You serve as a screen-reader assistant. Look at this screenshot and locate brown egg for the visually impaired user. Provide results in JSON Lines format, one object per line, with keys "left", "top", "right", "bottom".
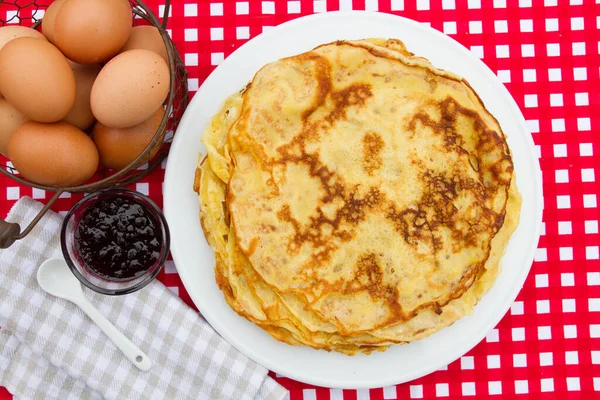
{"left": 0, "top": 37, "right": 76, "bottom": 122}
{"left": 92, "top": 107, "right": 165, "bottom": 170}
{"left": 54, "top": 0, "right": 132, "bottom": 64}
{"left": 0, "top": 99, "right": 29, "bottom": 156}
{"left": 64, "top": 62, "right": 101, "bottom": 130}
{"left": 8, "top": 121, "right": 99, "bottom": 187}
{"left": 118, "top": 26, "right": 168, "bottom": 62}
{"left": 0, "top": 26, "right": 47, "bottom": 97}
{"left": 0, "top": 26, "right": 46, "bottom": 52}
{"left": 41, "top": 0, "right": 67, "bottom": 44}
{"left": 91, "top": 49, "right": 169, "bottom": 128}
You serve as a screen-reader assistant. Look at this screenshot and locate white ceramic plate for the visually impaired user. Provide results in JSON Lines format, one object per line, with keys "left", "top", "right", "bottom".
{"left": 164, "top": 11, "right": 543, "bottom": 389}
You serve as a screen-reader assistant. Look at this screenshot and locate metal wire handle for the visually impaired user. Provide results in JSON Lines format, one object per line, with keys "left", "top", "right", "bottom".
{"left": 0, "top": 191, "right": 62, "bottom": 248}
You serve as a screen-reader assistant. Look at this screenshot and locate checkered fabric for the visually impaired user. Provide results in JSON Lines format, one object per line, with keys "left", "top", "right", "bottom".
{"left": 0, "top": 198, "right": 287, "bottom": 400}
{"left": 0, "top": 0, "right": 599, "bottom": 399}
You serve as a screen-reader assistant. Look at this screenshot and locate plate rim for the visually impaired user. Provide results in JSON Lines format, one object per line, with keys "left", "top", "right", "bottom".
{"left": 165, "top": 10, "right": 544, "bottom": 389}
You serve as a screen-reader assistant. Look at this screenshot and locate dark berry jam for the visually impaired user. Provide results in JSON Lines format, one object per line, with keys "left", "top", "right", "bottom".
{"left": 74, "top": 195, "right": 163, "bottom": 281}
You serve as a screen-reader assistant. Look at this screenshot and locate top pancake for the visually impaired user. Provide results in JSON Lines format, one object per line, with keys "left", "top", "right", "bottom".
{"left": 224, "top": 39, "right": 517, "bottom": 335}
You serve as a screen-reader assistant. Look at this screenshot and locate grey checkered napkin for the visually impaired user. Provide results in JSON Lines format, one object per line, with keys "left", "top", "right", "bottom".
{"left": 0, "top": 197, "right": 288, "bottom": 400}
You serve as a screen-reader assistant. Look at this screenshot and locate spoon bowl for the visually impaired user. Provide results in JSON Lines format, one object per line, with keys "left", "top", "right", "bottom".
{"left": 37, "top": 258, "right": 84, "bottom": 301}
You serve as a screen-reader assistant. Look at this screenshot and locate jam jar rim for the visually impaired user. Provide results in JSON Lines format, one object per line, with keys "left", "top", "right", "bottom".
{"left": 60, "top": 188, "right": 171, "bottom": 296}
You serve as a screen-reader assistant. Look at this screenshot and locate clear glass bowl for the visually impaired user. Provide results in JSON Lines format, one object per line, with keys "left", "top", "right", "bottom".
{"left": 60, "top": 188, "right": 170, "bottom": 295}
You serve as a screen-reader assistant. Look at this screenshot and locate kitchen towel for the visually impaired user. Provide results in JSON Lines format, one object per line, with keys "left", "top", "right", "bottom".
{"left": 0, "top": 197, "right": 288, "bottom": 400}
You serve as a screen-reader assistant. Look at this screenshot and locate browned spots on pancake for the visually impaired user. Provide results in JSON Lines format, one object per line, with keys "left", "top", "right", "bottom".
{"left": 277, "top": 186, "right": 383, "bottom": 261}
{"left": 386, "top": 207, "right": 431, "bottom": 245}
{"left": 493, "top": 212, "right": 506, "bottom": 233}
{"left": 407, "top": 101, "right": 464, "bottom": 150}
{"left": 320, "top": 247, "right": 485, "bottom": 330}
{"left": 339, "top": 187, "right": 383, "bottom": 224}
{"left": 386, "top": 171, "right": 460, "bottom": 234}
{"left": 361, "top": 132, "right": 384, "bottom": 175}
{"left": 277, "top": 205, "right": 299, "bottom": 231}
{"left": 382, "top": 162, "right": 503, "bottom": 306}
{"left": 320, "top": 252, "right": 402, "bottom": 321}
{"left": 334, "top": 229, "right": 353, "bottom": 241}
{"left": 326, "top": 83, "right": 373, "bottom": 124}
{"left": 275, "top": 88, "right": 385, "bottom": 257}
{"left": 404, "top": 96, "right": 513, "bottom": 243}
{"left": 338, "top": 252, "right": 404, "bottom": 326}
{"left": 421, "top": 171, "right": 459, "bottom": 226}
{"left": 354, "top": 253, "right": 383, "bottom": 290}
{"left": 407, "top": 97, "right": 513, "bottom": 187}
{"left": 276, "top": 147, "right": 344, "bottom": 203}
{"left": 419, "top": 170, "right": 486, "bottom": 249}
{"left": 476, "top": 129, "right": 512, "bottom": 185}
{"left": 277, "top": 204, "right": 332, "bottom": 260}
{"left": 293, "top": 52, "right": 333, "bottom": 121}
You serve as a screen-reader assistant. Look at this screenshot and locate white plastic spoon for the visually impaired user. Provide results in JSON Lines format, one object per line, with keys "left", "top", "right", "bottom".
{"left": 37, "top": 258, "right": 152, "bottom": 372}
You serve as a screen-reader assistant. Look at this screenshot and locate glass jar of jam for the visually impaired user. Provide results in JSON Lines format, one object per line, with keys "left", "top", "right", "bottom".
{"left": 61, "top": 188, "right": 170, "bottom": 295}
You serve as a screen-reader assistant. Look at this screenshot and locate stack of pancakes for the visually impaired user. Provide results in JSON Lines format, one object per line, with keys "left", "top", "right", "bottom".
{"left": 194, "top": 39, "right": 521, "bottom": 355}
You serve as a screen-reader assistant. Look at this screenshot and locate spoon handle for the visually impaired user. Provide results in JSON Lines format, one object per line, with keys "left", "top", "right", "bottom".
{"left": 77, "top": 296, "right": 152, "bottom": 372}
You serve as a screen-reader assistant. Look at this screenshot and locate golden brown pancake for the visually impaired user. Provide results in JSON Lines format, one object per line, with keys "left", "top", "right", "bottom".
{"left": 195, "top": 39, "right": 521, "bottom": 354}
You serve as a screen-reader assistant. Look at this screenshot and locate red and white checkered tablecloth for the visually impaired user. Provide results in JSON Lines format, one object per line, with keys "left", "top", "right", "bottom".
{"left": 1, "top": 0, "right": 599, "bottom": 399}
